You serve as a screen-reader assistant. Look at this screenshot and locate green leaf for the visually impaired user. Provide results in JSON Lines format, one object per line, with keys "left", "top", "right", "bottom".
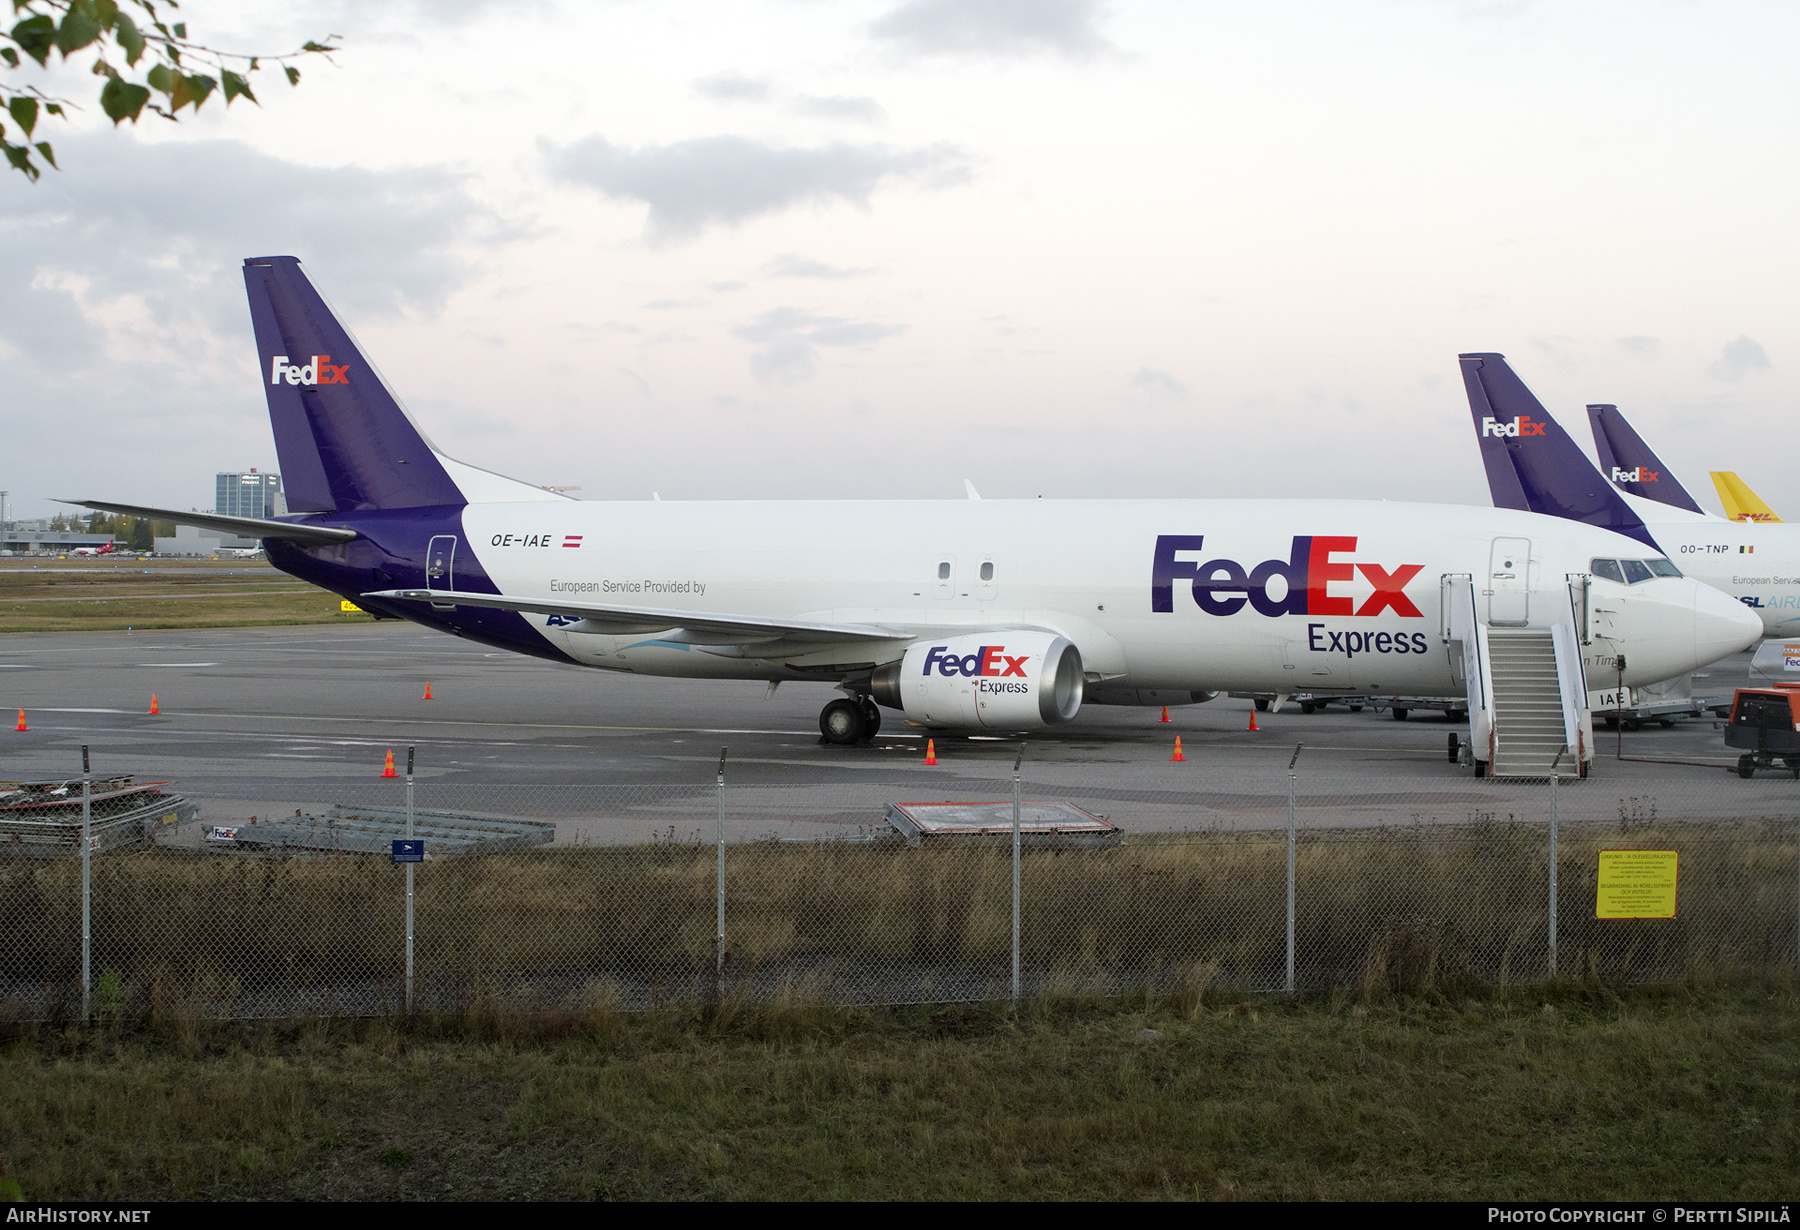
{"left": 54, "top": 8, "right": 103, "bottom": 56}
{"left": 99, "top": 76, "right": 150, "bottom": 123}
{"left": 221, "top": 70, "right": 256, "bottom": 106}
{"left": 3, "top": 138, "right": 41, "bottom": 181}
{"left": 284, "top": 65, "right": 300, "bottom": 86}
{"left": 46, "top": 103, "right": 64, "bottom": 116}
{"left": 11, "top": 14, "right": 56, "bottom": 67}
{"left": 145, "top": 62, "right": 173, "bottom": 95}
{"left": 0, "top": 48, "right": 19, "bottom": 69}
{"left": 169, "top": 71, "right": 213, "bottom": 113}
{"left": 35, "top": 140, "right": 55, "bottom": 168}
{"left": 301, "top": 41, "right": 333, "bottom": 53}
{"left": 0, "top": 1174, "right": 24, "bottom": 1200}
{"left": 95, "top": 0, "right": 121, "bottom": 26}
{"left": 114, "top": 10, "right": 145, "bottom": 64}
{"left": 8, "top": 96, "right": 37, "bottom": 136}
{"left": 171, "top": 21, "right": 185, "bottom": 39}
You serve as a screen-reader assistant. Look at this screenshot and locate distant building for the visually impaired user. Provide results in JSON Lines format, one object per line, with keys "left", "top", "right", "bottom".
{"left": 1, "top": 530, "right": 117, "bottom": 555}
{"left": 215, "top": 469, "right": 285, "bottom": 519}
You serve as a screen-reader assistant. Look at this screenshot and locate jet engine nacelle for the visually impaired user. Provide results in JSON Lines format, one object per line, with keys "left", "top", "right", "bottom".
{"left": 871, "top": 631, "right": 1084, "bottom": 729}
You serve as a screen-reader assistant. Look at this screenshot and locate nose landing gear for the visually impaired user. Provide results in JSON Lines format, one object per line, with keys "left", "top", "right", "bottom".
{"left": 819, "top": 695, "right": 883, "bottom": 745}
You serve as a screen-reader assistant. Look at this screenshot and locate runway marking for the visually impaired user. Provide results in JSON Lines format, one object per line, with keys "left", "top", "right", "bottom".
{"left": 139, "top": 662, "right": 219, "bottom": 667}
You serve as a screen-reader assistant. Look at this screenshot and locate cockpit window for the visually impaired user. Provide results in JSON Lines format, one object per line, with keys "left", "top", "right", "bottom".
{"left": 1591, "top": 558, "right": 1625, "bottom": 584}
{"left": 1621, "top": 559, "right": 1655, "bottom": 584}
{"left": 1646, "top": 558, "right": 1682, "bottom": 578}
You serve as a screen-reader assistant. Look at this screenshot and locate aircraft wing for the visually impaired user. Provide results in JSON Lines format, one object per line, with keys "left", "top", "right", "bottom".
{"left": 58, "top": 499, "right": 357, "bottom": 546}
{"left": 364, "top": 588, "right": 912, "bottom": 645}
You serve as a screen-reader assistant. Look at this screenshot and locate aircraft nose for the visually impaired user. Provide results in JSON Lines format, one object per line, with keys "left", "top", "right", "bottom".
{"left": 1694, "top": 581, "right": 1764, "bottom": 664}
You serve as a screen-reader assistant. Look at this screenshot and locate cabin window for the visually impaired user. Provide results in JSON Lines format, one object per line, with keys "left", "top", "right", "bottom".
{"left": 979, "top": 562, "right": 994, "bottom": 581}
{"left": 1646, "top": 558, "right": 1682, "bottom": 578}
{"left": 1590, "top": 558, "right": 1625, "bottom": 584}
{"left": 1621, "top": 559, "right": 1655, "bottom": 585}
{"left": 938, "top": 562, "right": 951, "bottom": 580}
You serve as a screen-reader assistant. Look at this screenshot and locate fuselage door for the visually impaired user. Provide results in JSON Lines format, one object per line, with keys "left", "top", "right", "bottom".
{"left": 427, "top": 535, "right": 457, "bottom": 610}
{"left": 1487, "top": 537, "right": 1530, "bottom": 626}
{"left": 934, "top": 554, "right": 956, "bottom": 600}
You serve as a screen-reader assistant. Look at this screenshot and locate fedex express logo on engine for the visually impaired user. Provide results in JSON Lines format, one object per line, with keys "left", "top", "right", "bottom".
{"left": 922, "top": 645, "right": 1030, "bottom": 678}
{"left": 1481, "top": 415, "right": 1546, "bottom": 438}
{"left": 1152, "top": 536, "right": 1424, "bottom": 618}
{"left": 1611, "top": 466, "right": 1659, "bottom": 483}
{"left": 269, "top": 355, "right": 350, "bottom": 386}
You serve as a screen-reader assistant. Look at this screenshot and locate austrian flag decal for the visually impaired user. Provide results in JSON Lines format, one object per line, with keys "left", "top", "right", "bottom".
{"left": 562, "top": 535, "right": 583, "bottom": 548}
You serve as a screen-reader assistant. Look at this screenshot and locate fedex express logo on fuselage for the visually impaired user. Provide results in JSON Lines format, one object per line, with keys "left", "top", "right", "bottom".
{"left": 269, "top": 354, "right": 350, "bottom": 386}
{"left": 1611, "top": 466, "right": 1659, "bottom": 483}
{"left": 1481, "top": 415, "right": 1546, "bottom": 438}
{"left": 1152, "top": 535, "right": 1424, "bottom": 618}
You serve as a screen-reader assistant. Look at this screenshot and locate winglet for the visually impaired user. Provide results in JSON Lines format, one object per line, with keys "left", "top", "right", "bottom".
{"left": 1585, "top": 404, "right": 1705, "bottom": 514}
{"left": 1711, "top": 472, "right": 1783, "bottom": 523}
{"left": 1458, "top": 353, "right": 1659, "bottom": 549}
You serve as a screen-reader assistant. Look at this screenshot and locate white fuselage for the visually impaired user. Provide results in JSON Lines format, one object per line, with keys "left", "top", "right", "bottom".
{"left": 1642, "top": 520, "right": 1800, "bottom": 637}
{"left": 453, "top": 498, "right": 1759, "bottom": 696}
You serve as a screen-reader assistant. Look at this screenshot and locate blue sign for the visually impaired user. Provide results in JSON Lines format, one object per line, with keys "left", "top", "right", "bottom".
{"left": 391, "top": 839, "right": 423, "bottom": 863}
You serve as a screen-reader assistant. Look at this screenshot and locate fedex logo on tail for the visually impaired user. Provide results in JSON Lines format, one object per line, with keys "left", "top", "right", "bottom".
{"left": 269, "top": 355, "right": 350, "bottom": 386}
{"left": 1481, "top": 415, "right": 1547, "bottom": 438}
{"left": 1152, "top": 536, "right": 1424, "bottom": 618}
{"left": 1611, "top": 466, "right": 1659, "bottom": 483}
{"left": 922, "top": 645, "right": 1030, "bottom": 678}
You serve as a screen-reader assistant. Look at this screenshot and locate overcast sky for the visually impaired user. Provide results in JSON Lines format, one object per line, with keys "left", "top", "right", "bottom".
{"left": 3, "top": 0, "right": 1796, "bottom": 520}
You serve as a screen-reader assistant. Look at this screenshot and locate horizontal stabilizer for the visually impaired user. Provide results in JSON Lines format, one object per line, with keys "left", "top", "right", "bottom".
{"left": 57, "top": 500, "right": 357, "bottom": 545}
{"left": 364, "top": 588, "right": 911, "bottom": 645}
{"left": 1711, "top": 472, "right": 1783, "bottom": 523}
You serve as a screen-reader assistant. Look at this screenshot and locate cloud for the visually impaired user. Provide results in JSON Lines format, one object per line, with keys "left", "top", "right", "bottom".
{"left": 545, "top": 134, "right": 968, "bottom": 242}
{"left": 732, "top": 307, "right": 905, "bottom": 383}
{"left": 791, "top": 95, "right": 886, "bottom": 124}
{"left": 1706, "top": 335, "right": 1771, "bottom": 382}
{"left": 870, "top": 0, "right": 1114, "bottom": 59}
{"left": 762, "top": 254, "right": 878, "bottom": 279}
{"left": 1616, "top": 335, "right": 1660, "bottom": 356}
{"left": 1129, "top": 367, "right": 1187, "bottom": 399}
{"left": 693, "top": 72, "right": 772, "bottom": 102}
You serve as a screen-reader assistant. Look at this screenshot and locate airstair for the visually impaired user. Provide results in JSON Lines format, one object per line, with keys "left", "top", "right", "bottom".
{"left": 1443, "top": 572, "right": 1592, "bottom": 779}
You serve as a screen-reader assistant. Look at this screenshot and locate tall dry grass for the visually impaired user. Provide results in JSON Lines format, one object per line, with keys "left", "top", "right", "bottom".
{"left": 0, "top": 817, "right": 1793, "bottom": 1020}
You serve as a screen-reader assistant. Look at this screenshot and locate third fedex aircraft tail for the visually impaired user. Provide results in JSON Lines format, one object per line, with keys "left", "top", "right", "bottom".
{"left": 1585, "top": 404, "right": 1710, "bottom": 515}
{"left": 1457, "top": 353, "right": 1659, "bottom": 548}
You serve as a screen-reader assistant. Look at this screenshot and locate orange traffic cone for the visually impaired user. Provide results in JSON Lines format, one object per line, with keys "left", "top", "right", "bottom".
{"left": 1159, "top": 705, "right": 1171, "bottom": 723}
{"left": 423, "top": 682, "right": 434, "bottom": 700}
{"left": 14, "top": 709, "right": 25, "bottom": 732}
{"left": 923, "top": 739, "right": 939, "bottom": 766}
{"left": 1170, "top": 736, "right": 1186, "bottom": 762}
{"left": 382, "top": 749, "right": 397, "bottom": 778}
{"left": 149, "top": 693, "right": 160, "bottom": 715}
{"left": 1247, "top": 707, "right": 1259, "bottom": 732}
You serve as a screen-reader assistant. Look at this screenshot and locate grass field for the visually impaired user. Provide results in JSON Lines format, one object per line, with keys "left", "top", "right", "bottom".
{"left": 1, "top": 984, "right": 1795, "bottom": 1200}
{"left": 0, "top": 560, "right": 367, "bottom": 633}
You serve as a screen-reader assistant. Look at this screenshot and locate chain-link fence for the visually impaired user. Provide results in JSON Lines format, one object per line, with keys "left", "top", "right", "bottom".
{"left": 3, "top": 748, "right": 1797, "bottom": 1020}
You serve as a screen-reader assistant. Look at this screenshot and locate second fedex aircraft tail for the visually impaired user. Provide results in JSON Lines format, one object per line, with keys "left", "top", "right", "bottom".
{"left": 1585, "top": 404, "right": 1708, "bottom": 515}
{"left": 1457, "top": 353, "right": 1659, "bottom": 549}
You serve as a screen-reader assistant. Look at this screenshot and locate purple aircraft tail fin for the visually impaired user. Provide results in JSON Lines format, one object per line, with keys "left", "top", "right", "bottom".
{"left": 1585, "top": 403, "right": 1705, "bottom": 514}
{"left": 243, "top": 256, "right": 464, "bottom": 514}
{"left": 1458, "top": 353, "right": 1658, "bottom": 549}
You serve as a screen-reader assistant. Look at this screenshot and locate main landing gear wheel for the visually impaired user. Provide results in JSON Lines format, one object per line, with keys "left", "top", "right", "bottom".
{"left": 859, "top": 697, "right": 882, "bottom": 740}
{"left": 1392, "top": 707, "right": 1409, "bottom": 721}
{"left": 819, "top": 698, "right": 869, "bottom": 746}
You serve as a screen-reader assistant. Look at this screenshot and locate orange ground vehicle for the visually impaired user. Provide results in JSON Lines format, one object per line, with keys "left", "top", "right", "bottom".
{"left": 1724, "top": 684, "right": 1800, "bottom": 778}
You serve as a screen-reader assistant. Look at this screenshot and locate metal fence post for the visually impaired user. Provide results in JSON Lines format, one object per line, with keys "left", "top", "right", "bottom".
{"left": 1286, "top": 743, "right": 1302, "bottom": 996}
{"left": 716, "top": 747, "right": 728, "bottom": 980}
{"left": 1549, "top": 745, "right": 1565, "bottom": 981}
{"left": 405, "top": 746, "right": 415, "bottom": 1014}
{"left": 1012, "top": 743, "right": 1023, "bottom": 1002}
{"left": 80, "top": 744, "right": 91, "bottom": 1022}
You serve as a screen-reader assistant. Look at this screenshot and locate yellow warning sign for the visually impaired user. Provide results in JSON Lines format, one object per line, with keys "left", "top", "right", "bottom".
{"left": 1596, "top": 850, "right": 1678, "bottom": 919}
{"left": 339, "top": 599, "right": 363, "bottom": 613}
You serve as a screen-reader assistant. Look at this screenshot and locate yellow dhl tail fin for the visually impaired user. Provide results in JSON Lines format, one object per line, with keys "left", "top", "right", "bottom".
{"left": 1711, "top": 472, "right": 1783, "bottom": 523}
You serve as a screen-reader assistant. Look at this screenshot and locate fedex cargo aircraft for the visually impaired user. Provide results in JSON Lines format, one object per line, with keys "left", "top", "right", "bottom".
{"left": 64, "top": 259, "right": 1761, "bottom": 745}
{"left": 1461, "top": 353, "right": 1800, "bottom": 638}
